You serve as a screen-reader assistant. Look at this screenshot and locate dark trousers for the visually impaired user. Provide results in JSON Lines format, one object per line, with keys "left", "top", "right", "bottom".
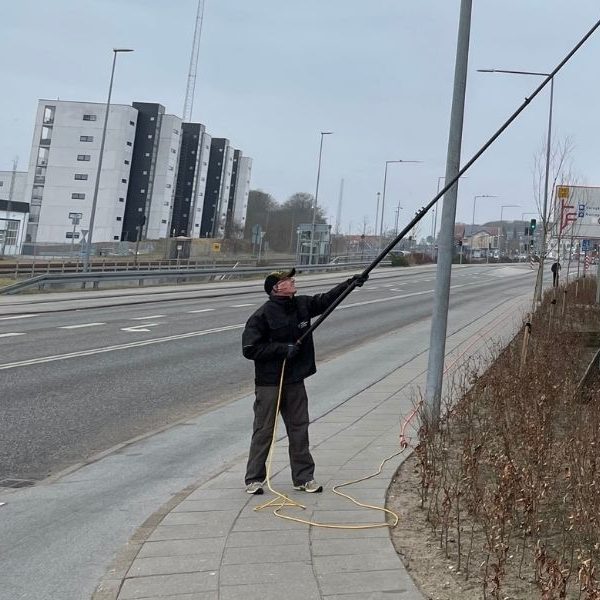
{"left": 245, "top": 381, "right": 315, "bottom": 486}
{"left": 553, "top": 271, "right": 559, "bottom": 287}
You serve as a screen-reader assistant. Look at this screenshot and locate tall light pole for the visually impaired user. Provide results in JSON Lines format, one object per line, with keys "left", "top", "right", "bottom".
{"left": 379, "top": 159, "right": 421, "bottom": 251}
{"left": 499, "top": 203, "right": 520, "bottom": 257}
{"left": 478, "top": 69, "right": 553, "bottom": 299}
{"left": 308, "top": 131, "right": 333, "bottom": 266}
{"left": 374, "top": 191, "right": 381, "bottom": 245}
{"left": 424, "top": 0, "right": 472, "bottom": 428}
{"left": 470, "top": 194, "right": 497, "bottom": 260}
{"left": 83, "top": 48, "right": 134, "bottom": 272}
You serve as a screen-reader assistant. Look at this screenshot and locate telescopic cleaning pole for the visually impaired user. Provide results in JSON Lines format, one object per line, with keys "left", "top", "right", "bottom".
{"left": 296, "top": 16, "right": 600, "bottom": 346}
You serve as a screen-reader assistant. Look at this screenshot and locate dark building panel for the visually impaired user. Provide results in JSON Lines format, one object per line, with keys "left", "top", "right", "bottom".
{"left": 122, "top": 102, "right": 164, "bottom": 242}
{"left": 224, "top": 149, "right": 241, "bottom": 239}
{"left": 172, "top": 123, "right": 203, "bottom": 237}
{"left": 200, "top": 138, "right": 227, "bottom": 237}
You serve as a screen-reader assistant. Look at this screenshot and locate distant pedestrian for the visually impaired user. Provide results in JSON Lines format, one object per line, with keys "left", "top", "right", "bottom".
{"left": 241, "top": 268, "right": 367, "bottom": 495}
{"left": 551, "top": 261, "right": 561, "bottom": 287}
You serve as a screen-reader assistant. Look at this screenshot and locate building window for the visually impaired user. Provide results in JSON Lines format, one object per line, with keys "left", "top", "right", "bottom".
{"left": 119, "top": 197, "right": 124, "bottom": 202}
{"left": 170, "top": 148, "right": 176, "bottom": 154}
{"left": 166, "top": 183, "right": 172, "bottom": 189}
{"left": 0, "top": 181, "right": 3, "bottom": 187}
{"left": 121, "top": 178, "right": 127, "bottom": 184}
{"left": 80, "top": 135, "right": 94, "bottom": 142}
{"left": 71, "top": 193, "right": 85, "bottom": 199}
{"left": 168, "top": 165, "right": 174, "bottom": 171}
{"left": 116, "top": 216, "right": 122, "bottom": 221}
{"left": 142, "top": 170, "right": 148, "bottom": 175}
{"left": 114, "top": 236, "right": 120, "bottom": 240}
{"left": 161, "top": 219, "right": 167, "bottom": 224}
{"left": 34, "top": 176, "right": 46, "bottom": 184}
{"left": 124, "top": 159, "right": 130, "bottom": 165}
{"left": 173, "top": 128, "right": 179, "bottom": 134}
{"left": 129, "top": 120, "right": 135, "bottom": 126}
{"left": 164, "top": 202, "right": 169, "bottom": 206}
{"left": 195, "top": 224, "right": 199, "bottom": 227}
{"left": 74, "top": 174, "right": 88, "bottom": 180}
{"left": 147, "top": 134, "right": 153, "bottom": 139}
{"left": 138, "top": 207, "right": 143, "bottom": 212}
{"left": 77, "top": 154, "right": 91, "bottom": 161}
{"left": 43, "top": 105, "right": 56, "bottom": 124}
{"left": 150, "top": 116, "right": 155, "bottom": 121}
{"left": 126, "top": 141, "right": 132, "bottom": 147}
{"left": 83, "top": 114, "right": 97, "bottom": 121}
{"left": 140, "top": 189, "right": 145, "bottom": 193}
{"left": 145, "top": 152, "right": 150, "bottom": 157}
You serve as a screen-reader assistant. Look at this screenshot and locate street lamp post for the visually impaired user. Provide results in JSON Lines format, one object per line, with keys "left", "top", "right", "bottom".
{"left": 478, "top": 68, "right": 554, "bottom": 298}
{"left": 83, "top": 48, "right": 134, "bottom": 272}
{"left": 374, "top": 191, "right": 381, "bottom": 247}
{"left": 379, "top": 159, "right": 421, "bottom": 252}
{"left": 470, "top": 194, "right": 497, "bottom": 261}
{"left": 499, "top": 204, "right": 520, "bottom": 258}
{"left": 308, "top": 131, "right": 333, "bottom": 266}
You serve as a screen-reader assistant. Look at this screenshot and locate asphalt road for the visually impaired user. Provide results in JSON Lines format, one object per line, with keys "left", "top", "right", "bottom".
{"left": 1, "top": 265, "right": 534, "bottom": 484}
{"left": 0, "top": 264, "right": 536, "bottom": 600}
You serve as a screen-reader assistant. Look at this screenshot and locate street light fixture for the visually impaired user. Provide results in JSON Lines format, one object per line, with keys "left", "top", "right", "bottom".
{"left": 499, "top": 203, "right": 520, "bottom": 258}
{"left": 83, "top": 48, "right": 134, "bottom": 272}
{"left": 379, "top": 159, "right": 421, "bottom": 251}
{"left": 308, "top": 131, "right": 333, "bottom": 266}
{"left": 470, "top": 194, "right": 497, "bottom": 261}
{"left": 478, "top": 68, "right": 553, "bottom": 297}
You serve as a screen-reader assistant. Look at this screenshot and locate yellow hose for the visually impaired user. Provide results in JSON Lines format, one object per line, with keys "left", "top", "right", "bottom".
{"left": 254, "top": 359, "right": 403, "bottom": 529}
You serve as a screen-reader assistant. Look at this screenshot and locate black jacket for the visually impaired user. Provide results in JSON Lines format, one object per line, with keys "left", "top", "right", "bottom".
{"left": 242, "top": 280, "right": 352, "bottom": 386}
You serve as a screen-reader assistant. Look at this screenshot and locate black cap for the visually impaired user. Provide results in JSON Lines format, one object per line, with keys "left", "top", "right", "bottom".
{"left": 264, "top": 268, "right": 296, "bottom": 295}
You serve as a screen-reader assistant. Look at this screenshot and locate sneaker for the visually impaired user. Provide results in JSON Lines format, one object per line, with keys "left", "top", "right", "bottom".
{"left": 245, "top": 481, "right": 264, "bottom": 495}
{"left": 293, "top": 480, "right": 323, "bottom": 493}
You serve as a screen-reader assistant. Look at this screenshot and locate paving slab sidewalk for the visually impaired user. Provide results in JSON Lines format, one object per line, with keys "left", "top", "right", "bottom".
{"left": 93, "top": 293, "right": 528, "bottom": 600}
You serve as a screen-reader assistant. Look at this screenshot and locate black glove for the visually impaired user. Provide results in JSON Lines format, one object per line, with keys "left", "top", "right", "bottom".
{"left": 349, "top": 273, "right": 369, "bottom": 287}
{"left": 286, "top": 344, "right": 300, "bottom": 359}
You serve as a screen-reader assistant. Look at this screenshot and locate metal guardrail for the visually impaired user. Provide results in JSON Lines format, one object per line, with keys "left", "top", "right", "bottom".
{"left": 0, "top": 261, "right": 379, "bottom": 295}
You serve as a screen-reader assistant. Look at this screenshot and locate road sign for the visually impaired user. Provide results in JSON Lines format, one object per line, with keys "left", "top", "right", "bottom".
{"left": 554, "top": 185, "right": 600, "bottom": 239}
{"left": 582, "top": 239, "right": 591, "bottom": 251}
{"left": 212, "top": 242, "right": 221, "bottom": 252}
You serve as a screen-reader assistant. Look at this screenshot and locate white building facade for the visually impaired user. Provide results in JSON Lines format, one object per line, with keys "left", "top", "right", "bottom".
{"left": 231, "top": 156, "right": 252, "bottom": 236}
{"left": 23, "top": 100, "right": 138, "bottom": 245}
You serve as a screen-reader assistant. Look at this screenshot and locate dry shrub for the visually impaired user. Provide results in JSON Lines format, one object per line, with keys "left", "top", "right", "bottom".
{"left": 417, "top": 278, "right": 600, "bottom": 599}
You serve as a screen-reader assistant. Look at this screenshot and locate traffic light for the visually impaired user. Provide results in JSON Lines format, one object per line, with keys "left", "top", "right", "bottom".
{"left": 530, "top": 218, "right": 537, "bottom": 233}
{"left": 458, "top": 240, "right": 463, "bottom": 247}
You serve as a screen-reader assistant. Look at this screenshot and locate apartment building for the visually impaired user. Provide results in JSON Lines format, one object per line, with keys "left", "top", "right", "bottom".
{"left": 200, "top": 138, "right": 234, "bottom": 237}
{"left": 0, "top": 170, "right": 28, "bottom": 255}
{"left": 121, "top": 102, "right": 181, "bottom": 241}
{"left": 23, "top": 100, "right": 137, "bottom": 245}
{"left": 171, "top": 122, "right": 211, "bottom": 238}
{"left": 227, "top": 152, "right": 252, "bottom": 238}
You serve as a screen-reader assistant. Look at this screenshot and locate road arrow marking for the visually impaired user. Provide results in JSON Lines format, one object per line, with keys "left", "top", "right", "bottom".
{"left": 121, "top": 322, "right": 160, "bottom": 333}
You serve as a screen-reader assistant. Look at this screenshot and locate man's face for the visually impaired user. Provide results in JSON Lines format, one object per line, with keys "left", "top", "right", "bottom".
{"left": 273, "top": 277, "right": 296, "bottom": 296}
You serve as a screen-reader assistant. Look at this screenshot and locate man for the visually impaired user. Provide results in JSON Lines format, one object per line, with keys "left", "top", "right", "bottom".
{"left": 242, "top": 268, "right": 367, "bottom": 495}
{"left": 551, "top": 261, "right": 561, "bottom": 287}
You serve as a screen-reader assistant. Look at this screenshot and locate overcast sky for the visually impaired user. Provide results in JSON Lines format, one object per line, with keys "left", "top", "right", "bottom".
{"left": 2, "top": 1, "right": 599, "bottom": 236}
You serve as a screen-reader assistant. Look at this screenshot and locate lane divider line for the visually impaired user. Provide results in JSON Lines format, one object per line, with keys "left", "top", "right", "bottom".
{"left": 0, "top": 324, "right": 245, "bottom": 371}
{"left": 130, "top": 315, "right": 166, "bottom": 320}
{"left": 187, "top": 308, "right": 215, "bottom": 313}
{"left": 58, "top": 322, "right": 106, "bottom": 330}
{"left": 0, "top": 314, "right": 39, "bottom": 321}
{"left": 0, "top": 332, "right": 26, "bottom": 338}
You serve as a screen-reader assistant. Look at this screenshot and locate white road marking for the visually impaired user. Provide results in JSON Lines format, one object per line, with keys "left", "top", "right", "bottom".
{"left": 58, "top": 322, "right": 106, "bottom": 330}
{"left": 187, "top": 308, "right": 216, "bottom": 313}
{"left": 130, "top": 315, "right": 166, "bottom": 320}
{"left": 364, "top": 286, "right": 378, "bottom": 290}
{"left": 0, "top": 332, "right": 25, "bottom": 338}
{"left": 121, "top": 322, "right": 160, "bottom": 333}
{"left": 230, "top": 303, "right": 256, "bottom": 308}
{"left": 0, "top": 314, "right": 39, "bottom": 321}
{"left": 0, "top": 324, "right": 245, "bottom": 371}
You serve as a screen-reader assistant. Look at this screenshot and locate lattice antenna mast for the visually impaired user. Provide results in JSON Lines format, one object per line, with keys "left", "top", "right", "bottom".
{"left": 183, "top": 0, "right": 206, "bottom": 122}
{"left": 335, "top": 178, "right": 344, "bottom": 235}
